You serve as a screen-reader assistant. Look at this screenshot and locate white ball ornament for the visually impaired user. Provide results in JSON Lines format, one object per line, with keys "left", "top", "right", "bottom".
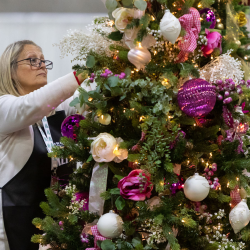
{"left": 160, "top": 9, "right": 181, "bottom": 44}
{"left": 128, "top": 44, "right": 151, "bottom": 70}
{"left": 184, "top": 173, "right": 210, "bottom": 202}
{"left": 229, "top": 199, "right": 250, "bottom": 234}
{"left": 97, "top": 210, "right": 123, "bottom": 238}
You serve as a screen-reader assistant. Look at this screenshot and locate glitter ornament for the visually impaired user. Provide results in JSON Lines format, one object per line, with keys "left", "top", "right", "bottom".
{"left": 229, "top": 199, "right": 250, "bottom": 233}
{"left": 159, "top": 9, "right": 181, "bottom": 44}
{"left": 61, "top": 114, "right": 85, "bottom": 140}
{"left": 97, "top": 210, "right": 123, "bottom": 238}
{"left": 177, "top": 79, "right": 216, "bottom": 117}
{"left": 184, "top": 173, "right": 210, "bottom": 202}
{"left": 217, "top": 23, "right": 224, "bottom": 29}
{"left": 128, "top": 44, "right": 151, "bottom": 70}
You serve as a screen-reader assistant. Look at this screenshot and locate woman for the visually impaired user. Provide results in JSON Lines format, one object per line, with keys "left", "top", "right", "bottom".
{"left": 0, "top": 40, "right": 91, "bottom": 250}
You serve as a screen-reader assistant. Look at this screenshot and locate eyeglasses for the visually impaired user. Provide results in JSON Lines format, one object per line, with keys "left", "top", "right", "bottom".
{"left": 15, "top": 58, "right": 53, "bottom": 70}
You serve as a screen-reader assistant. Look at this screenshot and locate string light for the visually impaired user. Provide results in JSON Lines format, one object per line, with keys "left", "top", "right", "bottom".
{"left": 154, "top": 50, "right": 157, "bottom": 55}
{"left": 131, "top": 70, "right": 134, "bottom": 74}
{"left": 197, "top": 2, "right": 202, "bottom": 8}
{"left": 210, "top": 152, "right": 212, "bottom": 157}
{"left": 244, "top": 55, "right": 248, "bottom": 60}
{"left": 236, "top": 177, "right": 239, "bottom": 181}
{"left": 135, "top": 68, "right": 139, "bottom": 72}
{"left": 182, "top": 219, "right": 185, "bottom": 223}
{"left": 138, "top": 42, "right": 142, "bottom": 48}
{"left": 193, "top": 123, "right": 196, "bottom": 126}
{"left": 113, "top": 145, "right": 119, "bottom": 156}
{"left": 88, "top": 97, "right": 93, "bottom": 102}
{"left": 217, "top": 18, "right": 221, "bottom": 23}
{"left": 227, "top": 182, "right": 229, "bottom": 187}
{"left": 107, "top": 20, "right": 114, "bottom": 27}
{"left": 139, "top": 116, "right": 145, "bottom": 122}
{"left": 172, "top": 2, "right": 177, "bottom": 7}
{"left": 151, "top": 15, "right": 155, "bottom": 21}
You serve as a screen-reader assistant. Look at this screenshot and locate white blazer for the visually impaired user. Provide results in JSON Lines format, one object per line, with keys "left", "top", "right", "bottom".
{"left": 0, "top": 72, "right": 89, "bottom": 249}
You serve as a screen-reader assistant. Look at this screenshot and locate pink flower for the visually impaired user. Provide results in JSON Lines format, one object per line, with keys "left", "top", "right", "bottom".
{"left": 118, "top": 169, "right": 153, "bottom": 201}
{"left": 201, "top": 29, "right": 222, "bottom": 57}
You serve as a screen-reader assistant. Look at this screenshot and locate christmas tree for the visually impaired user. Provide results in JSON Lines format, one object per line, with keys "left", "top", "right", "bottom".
{"left": 32, "top": 0, "right": 250, "bottom": 249}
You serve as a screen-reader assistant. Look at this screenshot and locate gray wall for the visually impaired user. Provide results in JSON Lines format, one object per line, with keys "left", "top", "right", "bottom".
{"left": 0, "top": 0, "right": 106, "bottom": 13}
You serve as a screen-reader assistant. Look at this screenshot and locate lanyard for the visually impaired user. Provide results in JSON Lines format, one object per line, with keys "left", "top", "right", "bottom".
{"left": 37, "top": 116, "right": 58, "bottom": 173}
{"left": 37, "top": 116, "right": 54, "bottom": 153}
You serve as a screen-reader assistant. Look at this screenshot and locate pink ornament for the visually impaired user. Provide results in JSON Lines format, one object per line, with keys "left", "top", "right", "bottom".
{"left": 208, "top": 171, "right": 214, "bottom": 176}
{"left": 204, "top": 167, "right": 209, "bottom": 172}
{"left": 177, "top": 79, "right": 216, "bottom": 117}
{"left": 118, "top": 169, "right": 153, "bottom": 201}
{"left": 217, "top": 94, "right": 223, "bottom": 100}
{"left": 201, "top": 29, "right": 222, "bottom": 57}
{"left": 211, "top": 163, "right": 217, "bottom": 171}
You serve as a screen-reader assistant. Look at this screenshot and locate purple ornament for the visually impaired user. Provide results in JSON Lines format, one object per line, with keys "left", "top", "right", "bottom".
{"left": 61, "top": 114, "right": 85, "bottom": 139}
{"left": 177, "top": 79, "right": 216, "bottom": 117}
{"left": 170, "top": 175, "right": 184, "bottom": 195}
{"left": 75, "top": 192, "right": 89, "bottom": 211}
{"left": 199, "top": 8, "right": 216, "bottom": 29}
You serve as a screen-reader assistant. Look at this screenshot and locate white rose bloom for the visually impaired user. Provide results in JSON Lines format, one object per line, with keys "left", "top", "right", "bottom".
{"left": 90, "top": 133, "right": 117, "bottom": 162}
{"left": 112, "top": 7, "right": 144, "bottom": 32}
{"left": 113, "top": 137, "right": 128, "bottom": 163}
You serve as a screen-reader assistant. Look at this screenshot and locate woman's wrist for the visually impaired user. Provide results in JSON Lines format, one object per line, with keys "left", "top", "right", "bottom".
{"left": 73, "top": 71, "right": 88, "bottom": 85}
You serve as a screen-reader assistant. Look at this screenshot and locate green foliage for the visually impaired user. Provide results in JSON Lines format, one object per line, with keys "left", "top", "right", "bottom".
{"left": 108, "top": 31, "right": 124, "bottom": 41}
{"left": 86, "top": 55, "right": 96, "bottom": 68}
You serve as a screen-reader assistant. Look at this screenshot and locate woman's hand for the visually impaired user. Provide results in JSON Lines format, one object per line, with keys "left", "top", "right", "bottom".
{"left": 76, "top": 70, "right": 88, "bottom": 84}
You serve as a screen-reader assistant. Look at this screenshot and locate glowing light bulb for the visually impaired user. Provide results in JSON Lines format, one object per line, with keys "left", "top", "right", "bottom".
{"left": 113, "top": 145, "right": 120, "bottom": 156}
{"left": 88, "top": 97, "right": 93, "bottom": 102}
{"left": 138, "top": 42, "right": 142, "bottom": 48}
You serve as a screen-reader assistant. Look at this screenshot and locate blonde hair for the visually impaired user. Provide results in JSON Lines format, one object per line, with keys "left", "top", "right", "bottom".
{"left": 0, "top": 40, "right": 41, "bottom": 97}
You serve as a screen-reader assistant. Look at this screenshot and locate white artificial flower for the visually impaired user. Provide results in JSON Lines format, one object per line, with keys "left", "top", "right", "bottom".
{"left": 112, "top": 7, "right": 144, "bottom": 32}
{"left": 90, "top": 133, "right": 117, "bottom": 162}
{"left": 113, "top": 137, "right": 128, "bottom": 163}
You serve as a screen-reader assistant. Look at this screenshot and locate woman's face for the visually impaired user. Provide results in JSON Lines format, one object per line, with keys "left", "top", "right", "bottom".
{"left": 15, "top": 44, "right": 48, "bottom": 95}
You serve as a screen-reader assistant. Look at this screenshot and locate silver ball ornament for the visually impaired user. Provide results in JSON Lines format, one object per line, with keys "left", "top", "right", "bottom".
{"left": 184, "top": 173, "right": 210, "bottom": 202}
{"left": 97, "top": 210, "right": 123, "bottom": 238}
{"left": 229, "top": 199, "right": 250, "bottom": 234}
{"left": 128, "top": 45, "right": 151, "bottom": 70}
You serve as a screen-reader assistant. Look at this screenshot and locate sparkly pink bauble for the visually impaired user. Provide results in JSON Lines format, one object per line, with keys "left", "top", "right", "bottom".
{"left": 177, "top": 79, "right": 216, "bottom": 117}
{"left": 61, "top": 114, "right": 85, "bottom": 139}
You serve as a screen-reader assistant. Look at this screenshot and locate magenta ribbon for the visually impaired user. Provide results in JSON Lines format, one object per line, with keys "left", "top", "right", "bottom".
{"left": 176, "top": 8, "right": 201, "bottom": 63}
{"left": 225, "top": 120, "right": 249, "bottom": 154}
{"left": 241, "top": 102, "right": 249, "bottom": 113}
{"left": 86, "top": 225, "right": 109, "bottom": 250}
